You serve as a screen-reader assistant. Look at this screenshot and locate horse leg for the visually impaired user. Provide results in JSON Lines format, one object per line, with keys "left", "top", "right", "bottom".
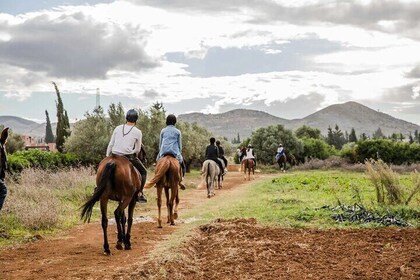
{"left": 206, "top": 175, "right": 211, "bottom": 198}
{"left": 173, "top": 189, "right": 179, "bottom": 220}
{"left": 114, "top": 206, "right": 124, "bottom": 250}
{"left": 124, "top": 197, "right": 137, "bottom": 250}
{"left": 164, "top": 187, "right": 172, "bottom": 224}
{"left": 100, "top": 199, "right": 111, "bottom": 255}
{"left": 157, "top": 186, "right": 163, "bottom": 228}
{"left": 168, "top": 187, "right": 177, "bottom": 225}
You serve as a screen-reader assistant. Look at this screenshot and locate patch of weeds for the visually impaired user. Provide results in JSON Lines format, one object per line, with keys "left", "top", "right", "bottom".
{"left": 271, "top": 198, "right": 302, "bottom": 204}
{"left": 293, "top": 210, "right": 315, "bottom": 222}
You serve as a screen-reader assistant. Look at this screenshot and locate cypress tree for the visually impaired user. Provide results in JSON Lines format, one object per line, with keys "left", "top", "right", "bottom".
{"left": 52, "top": 82, "right": 70, "bottom": 152}
{"left": 45, "top": 110, "right": 54, "bottom": 143}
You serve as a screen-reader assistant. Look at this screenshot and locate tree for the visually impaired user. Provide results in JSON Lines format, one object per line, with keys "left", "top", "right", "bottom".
{"left": 248, "top": 124, "right": 303, "bottom": 164}
{"left": 4, "top": 130, "right": 25, "bottom": 154}
{"left": 177, "top": 121, "right": 212, "bottom": 172}
{"left": 326, "top": 124, "right": 346, "bottom": 149}
{"left": 64, "top": 107, "right": 110, "bottom": 164}
{"left": 372, "top": 127, "right": 384, "bottom": 139}
{"left": 348, "top": 128, "right": 357, "bottom": 143}
{"left": 295, "top": 125, "right": 322, "bottom": 139}
{"left": 108, "top": 102, "right": 125, "bottom": 131}
{"left": 44, "top": 110, "right": 55, "bottom": 143}
{"left": 52, "top": 82, "right": 70, "bottom": 152}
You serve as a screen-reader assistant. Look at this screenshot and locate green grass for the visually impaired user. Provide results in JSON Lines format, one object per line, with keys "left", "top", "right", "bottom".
{"left": 178, "top": 170, "right": 419, "bottom": 229}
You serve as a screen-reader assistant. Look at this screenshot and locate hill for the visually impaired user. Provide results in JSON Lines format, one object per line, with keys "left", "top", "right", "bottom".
{"left": 179, "top": 101, "right": 420, "bottom": 141}
{"left": 0, "top": 116, "right": 56, "bottom": 138}
{"left": 2, "top": 101, "right": 420, "bottom": 141}
{"left": 178, "top": 109, "right": 290, "bottom": 141}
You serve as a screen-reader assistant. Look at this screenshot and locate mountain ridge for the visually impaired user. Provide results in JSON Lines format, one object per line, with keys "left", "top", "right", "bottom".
{"left": 1, "top": 101, "right": 419, "bottom": 141}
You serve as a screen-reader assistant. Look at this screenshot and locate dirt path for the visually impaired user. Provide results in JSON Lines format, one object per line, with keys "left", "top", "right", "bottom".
{"left": 0, "top": 171, "right": 259, "bottom": 280}
{"left": 1, "top": 171, "right": 419, "bottom": 280}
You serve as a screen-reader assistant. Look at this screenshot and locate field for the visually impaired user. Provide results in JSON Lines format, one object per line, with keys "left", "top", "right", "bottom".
{"left": 0, "top": 168, "right": 419, "bottom": 279}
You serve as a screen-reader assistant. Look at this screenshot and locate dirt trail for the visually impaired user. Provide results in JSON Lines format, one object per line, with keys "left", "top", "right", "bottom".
{"left": 0, "top": 171, "right": 260, "bottom": 280}
{"left": 1, "top": 171, "right": 419, "bottom": 280}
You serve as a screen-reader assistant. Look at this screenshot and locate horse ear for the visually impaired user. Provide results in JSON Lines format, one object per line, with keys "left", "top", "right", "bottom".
{"left": 0, "top": 127, "right": 9, "bottom": 143}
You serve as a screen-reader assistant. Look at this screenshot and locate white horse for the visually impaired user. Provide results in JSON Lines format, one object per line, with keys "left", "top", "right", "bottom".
{"left": 201, "top": 159, "right": 223, "bottom": 198}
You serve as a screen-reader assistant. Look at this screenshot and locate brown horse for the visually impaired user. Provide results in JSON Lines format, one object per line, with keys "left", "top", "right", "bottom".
{"left": 145, "top": 155, "right": 181, "bottom": 228}
{"left": 277, "top": 153, "right": 287, "bottom": 172}
{"left": 81, "top": 154, "right": 141, "bottom": 255}
{"left": 243, "top": 158, "right": 255, "bottom": 180}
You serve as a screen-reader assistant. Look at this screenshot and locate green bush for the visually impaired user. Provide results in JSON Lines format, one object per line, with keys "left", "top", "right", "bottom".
{"left": 302, "top": 138, "right": 335, "bottom": 160}
{"left": 8, "top": 150, "right": 81, "bottom": 172}
{"left": 356, "top": 139, "right": 420, "bottom": 165}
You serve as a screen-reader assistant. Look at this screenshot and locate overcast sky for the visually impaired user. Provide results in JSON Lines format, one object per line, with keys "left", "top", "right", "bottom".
{"left": 0, "top": 0, "right": 419, "bottom": 125}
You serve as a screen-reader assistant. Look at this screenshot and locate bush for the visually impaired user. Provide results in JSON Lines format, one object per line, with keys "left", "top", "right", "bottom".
{"left": 7, "top": 150, "right": 81, "bottom": 172}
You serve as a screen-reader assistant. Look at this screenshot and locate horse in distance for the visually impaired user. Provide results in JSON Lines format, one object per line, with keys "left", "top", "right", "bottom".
{"left": 243, "top": 158, "right": 255, "bottom": 181}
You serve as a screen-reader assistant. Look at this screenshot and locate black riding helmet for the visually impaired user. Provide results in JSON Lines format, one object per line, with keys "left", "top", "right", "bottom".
{"left": 126, "top": 109, "right": 138, "bottom": 123}
{"left": 166, "top": 114, "right": 177, "bottom": 125}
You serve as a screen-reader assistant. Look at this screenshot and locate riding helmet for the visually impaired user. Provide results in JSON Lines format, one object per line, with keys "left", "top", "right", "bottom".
{"left": 166, "top": 114, "right": 177, "bottom": 125}
{"left": 126, "top": 109, "right": 138, "bottom": 123}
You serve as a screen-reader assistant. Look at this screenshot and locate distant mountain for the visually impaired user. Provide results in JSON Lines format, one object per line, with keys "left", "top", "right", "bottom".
{"left": 179, "top": 102, "right": 420, "bottom": 141}
{"left": 2, "top": 101, "right": 420, "bottom": 141}
{"left": 0, "top": 116, "right": 56, "bottom": 138}
{"left": 179, "top": 109, "right": 290, "bottom": 141}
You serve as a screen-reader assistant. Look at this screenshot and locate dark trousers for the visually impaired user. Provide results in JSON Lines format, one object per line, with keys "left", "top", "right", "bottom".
{"left": 0, "top": 179, "right": 7, "bottom": 211}
{"left": 129, "top": 157, "right": 147, "bottom": 192}
{"left": 220, "top": 156, "right": 228, "bottom": 167}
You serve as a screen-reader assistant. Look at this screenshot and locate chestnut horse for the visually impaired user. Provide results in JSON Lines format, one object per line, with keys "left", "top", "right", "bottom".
{"left": 145, "top": 155, "right": 181, "bottom": 228}
{"left": 81, "top": 154, "right": 141, "bottom": 255}
{"left": 243, "top": 158, "right": 255, "bottom": 180}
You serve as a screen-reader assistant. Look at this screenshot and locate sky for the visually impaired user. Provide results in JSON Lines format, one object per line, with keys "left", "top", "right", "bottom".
{"left": 0, "top": 0, "right": 419, "bottom": 125}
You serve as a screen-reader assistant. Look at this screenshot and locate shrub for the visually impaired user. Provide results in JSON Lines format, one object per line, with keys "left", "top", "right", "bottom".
{"left": 365, "top": 159, "right": 420, "bottom": 205}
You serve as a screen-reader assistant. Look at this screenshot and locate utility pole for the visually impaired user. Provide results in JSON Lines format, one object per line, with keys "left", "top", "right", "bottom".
{"left": 96, "top": 88, "right": 101, "bottom": 109}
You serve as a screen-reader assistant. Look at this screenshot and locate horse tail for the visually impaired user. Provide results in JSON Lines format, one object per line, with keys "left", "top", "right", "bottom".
{"left": 144, "top": 157, "right": 171, "bottom": 188}
{"left": 206, "top": 161, "right": 211, "bottom": 186}
{"left": 80, "top": 161, "right": 116, "bottom": 223}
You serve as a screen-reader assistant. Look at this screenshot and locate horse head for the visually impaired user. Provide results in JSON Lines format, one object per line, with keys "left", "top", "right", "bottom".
{"left": 0, "top": 127, "right": 9, "bottom": 175}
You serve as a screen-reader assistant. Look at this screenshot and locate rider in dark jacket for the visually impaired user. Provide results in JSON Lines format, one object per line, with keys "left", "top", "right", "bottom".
{"left": 205, "top": 137, "right": 225, "bottom": 176}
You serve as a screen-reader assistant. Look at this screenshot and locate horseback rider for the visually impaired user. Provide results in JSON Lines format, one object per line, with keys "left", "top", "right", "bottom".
{"left": 205, "top": 137, "right": 226, "bottom": 176}
{"left": 215, "top": 140, "right": 228, "bottom": 173}
{"left": 275, "top": 143, "right": 285, "bottom": 162}
{"left": 106, "top": 109, "right": 148, "bottom": 203}
{"left": 243, "top": 144, "right": 256, "bottom": 167}
{"left": 156, "top": 114, "right": 186, "bottom": 190}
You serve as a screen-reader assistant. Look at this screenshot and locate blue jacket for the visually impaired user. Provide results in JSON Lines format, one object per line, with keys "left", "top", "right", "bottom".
{"left": 156, "top": 125, "right": 183, "bottom": 162}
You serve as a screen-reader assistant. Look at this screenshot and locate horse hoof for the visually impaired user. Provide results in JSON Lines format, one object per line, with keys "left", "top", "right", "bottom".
{"left": 207, "top": 194, "right": 211, "bottom": 198}
{"left": 173, "top": 213, "right": 178, "bottom": 220}
{"left": 124, "top": 245, "right": 131, "bottom": 250}
{"left": 116, "top": 243, "right": 123, "bottom": 250}
{"left": 104, "top": 250, "right": 111, "bottom": 256}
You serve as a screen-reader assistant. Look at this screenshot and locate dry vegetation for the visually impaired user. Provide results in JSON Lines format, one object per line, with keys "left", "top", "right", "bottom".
{"left": 2, "top": 167, "right": 95, "bottom": 230}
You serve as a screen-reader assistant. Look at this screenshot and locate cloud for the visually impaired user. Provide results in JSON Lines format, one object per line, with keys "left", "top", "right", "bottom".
{"left": 211, "top": 92, "right": 325, "bottom": 120}
{"left": 131, "top": 0, "right": 420, "bottom": 41}
{"left": 165, "top": 36, "right": 346, "bottom": 77}
{"left": 0, "top": 11, "right": 159, "bottom": 80}
{"left": 405, "top": 65, "right": 420, "bottom": 79}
